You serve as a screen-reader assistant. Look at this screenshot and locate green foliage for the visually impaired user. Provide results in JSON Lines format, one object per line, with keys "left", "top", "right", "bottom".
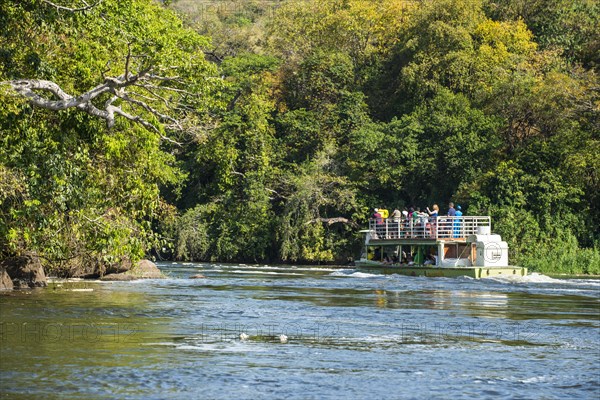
{"left": 151, "top": 0, "right": 600, "bottom": 270}
{"left": 2, "top": 0, "right": 598, "bottom": 274}
{"left": 485, "top": 0, "right": 600, "bottom": 69}
{"left": 169, "top": 49, "right": 278, "bottom": 262}
{"left": 277, "top": 147, "right": 359, "bottom": 263}
{"left": 170, "top": 0, "right": 275, "bottom": 58}
{"left": 520, "top": 234, "right": 600, "bottom": 276}
{"left": 170, "top": 203, "right": 212, "bottom": 261}
{"left": 268, "top": 0, "right": 407, "bottom": 65}
{"left": 0, "top": 0, "right": 215, "bottom": 274}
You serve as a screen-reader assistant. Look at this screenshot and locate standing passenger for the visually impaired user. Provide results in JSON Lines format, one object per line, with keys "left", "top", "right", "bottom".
{"left": 447, "top": 202, "right": 456, "bottom": 217}
{"left": 426, "top": 204, "right": 439, "bottom": 218}
{"left": 373, "top": 208, "right": 383, "bottom": 239}
{"left": 408, "top": 207, "right": 417, "bottom": 237}
{"left": 373, "top": 208, "right": 383, "bottom": 223}
{"left": 444, "top": 202, "right": 456, "bottom": 237}
{"left": 401, "top": 208, "right": 409, "bottom": 238}
{"left": 426, "top": 204, "right": 439, "bottom": 237}
{"left": 390, "top": 209, "right": 402, "bottom": 238}
{"left": 453, "top": 205, "right": 463, "bottom": 238}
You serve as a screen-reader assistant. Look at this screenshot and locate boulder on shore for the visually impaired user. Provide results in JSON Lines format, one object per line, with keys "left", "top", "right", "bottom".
{"left": 0, "top": 267, "right": 14, "bottom": 290}
{"left": 100, "top": 259, "right": 164, "bottom": 281}
{"left": 103, "top": 258, "right": 133, "bottom": 275}
{"left": 0, "top": 256, "right": 47, "bottom": 289}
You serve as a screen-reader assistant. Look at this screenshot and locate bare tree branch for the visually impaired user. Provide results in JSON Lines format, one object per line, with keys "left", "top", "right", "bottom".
{"left": 8, "top": 79, "right": 109, "bottom": 110}
{"left": 227, "top": 89, "right": 243, "bottom": 111}
{"left": 266, "top": 187, "right": 287, "bottom": 199}
{"left": 3, "top": 65, "right": 191, "bottom": 144}
{"left": 41, "top": 0, "right": 103, "bottom": 12}
{"left": 110, "top": 107, "right": 182, "bottom": 146}
{"left": 1, "top": 9, "right": 223, "bottom": 147}
{"left": 117, "top": 92, "right": 183, "bottom": 131}
{"left": 305, "top": 217, "right": 356, "bottom": 227}
{"left": 203, "top": 50, "right": 224, "bottom": 64}
{"left": 136, "top": 83, "right": 196, "bottom": 97}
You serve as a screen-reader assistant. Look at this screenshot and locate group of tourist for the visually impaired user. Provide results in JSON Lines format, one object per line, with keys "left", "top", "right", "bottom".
{"left": 371, "top": 202, "right": 463, "bottom": 238}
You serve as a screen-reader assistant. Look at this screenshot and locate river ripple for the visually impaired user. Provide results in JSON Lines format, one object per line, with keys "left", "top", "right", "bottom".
{"left": 1, "top": 263, "right": 599, "bottom": 399}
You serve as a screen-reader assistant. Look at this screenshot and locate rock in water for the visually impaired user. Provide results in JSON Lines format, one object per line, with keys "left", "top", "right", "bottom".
{"left": 134, "top": 260, "right": 164, "bottom": 278}
{"left": 100, "top": 259, "right": 164, "bottom": 281}
{"left": 99, "top": 274, "right": 137, "bottom": 281}
{"left": 189, "top": 274, "right": 206, "bottom": 279}
{"left": 1, "top": 256, "right": 47, "bottom": 288}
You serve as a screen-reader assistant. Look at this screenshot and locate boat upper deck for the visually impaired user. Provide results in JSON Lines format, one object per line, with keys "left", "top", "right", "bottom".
{"left": 366, "top": 216, "right": 491, "bottom": 244}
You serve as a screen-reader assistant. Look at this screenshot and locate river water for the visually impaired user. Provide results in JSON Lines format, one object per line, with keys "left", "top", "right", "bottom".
{"left": 1, "top": 263, "right": 599, "bottom": 399}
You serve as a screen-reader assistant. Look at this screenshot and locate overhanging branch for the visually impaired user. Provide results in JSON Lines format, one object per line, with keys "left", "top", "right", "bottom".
{"left": 3, "top": 62, "right": 196, "bottom": 144}
{"left": 305, "top": 217, "right": 356, "bottom": 227}
{"left": 41, "top": 0, "right": 103, "bottom": 12}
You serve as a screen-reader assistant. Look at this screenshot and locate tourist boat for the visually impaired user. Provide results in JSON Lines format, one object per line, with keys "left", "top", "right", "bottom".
{"left": 354, "top": 215, "right": 527, "bottom": 279}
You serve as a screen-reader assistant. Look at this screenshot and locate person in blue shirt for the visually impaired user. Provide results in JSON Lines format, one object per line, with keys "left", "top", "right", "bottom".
{"left": 453, "top": 204, "right": 463, "bottom": 238}
{"left": 447, "top": 202, "right": 456, "bottom": 217}
{"left": 442, "top": 202, "right": 456, "bottom": 237}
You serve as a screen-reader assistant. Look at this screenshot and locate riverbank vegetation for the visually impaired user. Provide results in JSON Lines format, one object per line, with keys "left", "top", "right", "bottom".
{"left": 1, "top": 0, "right": 598, "bottom": 275}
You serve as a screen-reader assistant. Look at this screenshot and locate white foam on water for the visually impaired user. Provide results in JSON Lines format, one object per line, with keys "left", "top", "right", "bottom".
{"left": 485, "top": 272, "right": 600, "bottom": 288}
{"left": 518, "top": 376, "right": 555, "bottom": 384}
{"left": 144, "top": 340, "right": 265, "bottom": 352}
{"left": 227, "top": 265, "right": 294, "bottom": 271}
{"left": 357, "top": 335, "right": 402, "bottom": 343}
{"left": 229, "top": 270, "right": 304, "bottom": 276}
{"left": 48, "top": 277, "right": 97, "bottom": 283}
{"left": 314, "top": 267, "right": 347, "bottom": 272}
{"left": 175, "top": 341, "right": 266, "bottom": 353}
{"left": 328, "top": 270, "right": 356, "bottom": 276}
{"left": 328, "top": 270, "right": 381, "bottom": 278}
{"left": 225, "top": 265, "right": 342, "bottom": 272}
{"left": 350, "top": 272, "right": 383, "bottom": 278}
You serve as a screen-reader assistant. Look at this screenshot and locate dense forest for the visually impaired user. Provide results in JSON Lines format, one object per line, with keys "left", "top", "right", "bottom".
{"left": 1, "top": 0, "right": 598, "bottom": 276}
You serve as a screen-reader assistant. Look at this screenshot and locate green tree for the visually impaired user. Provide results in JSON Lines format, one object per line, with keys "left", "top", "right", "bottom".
{"left": 169, "top": 52, "right": 279, "bottom": 262}
{"left": 277, "top": 147, "right": 360, "bottom": 263}
{"left": 0, "top": 0, "right": 218, "bottom": 274}
{"left": 485, "top": 0, "right": 600, "bottom": 69}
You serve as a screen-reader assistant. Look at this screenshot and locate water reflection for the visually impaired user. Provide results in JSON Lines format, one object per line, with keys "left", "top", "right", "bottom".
{"left": 1, "top": 264, "right": 599, "bottom": 399}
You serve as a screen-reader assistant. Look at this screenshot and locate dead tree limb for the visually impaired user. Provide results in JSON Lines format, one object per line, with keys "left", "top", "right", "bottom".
{"left": 3, "top": 61, "right": 200, "bottom": 145}
{"left": 41, "top": 0, "right": 103, "bottom": 12}
{"left": 305, "top": 217, "right": 356, "bottom": 227}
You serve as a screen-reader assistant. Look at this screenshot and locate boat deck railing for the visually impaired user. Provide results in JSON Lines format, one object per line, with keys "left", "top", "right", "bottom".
{"left": 368, "top": 216, "right": 491, "bottom": 240}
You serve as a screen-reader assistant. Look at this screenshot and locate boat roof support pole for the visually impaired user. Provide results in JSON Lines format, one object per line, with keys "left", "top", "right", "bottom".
{"left": 437, "top": 242, "right": 444, "bottom": 267}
